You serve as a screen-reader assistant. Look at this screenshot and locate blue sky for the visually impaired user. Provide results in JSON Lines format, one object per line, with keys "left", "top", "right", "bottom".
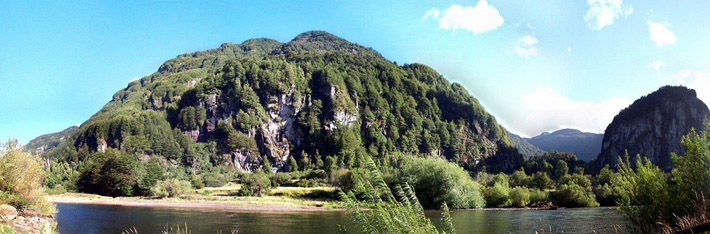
{"left": 1, "top": 0, "right": 709, "bottom": 143}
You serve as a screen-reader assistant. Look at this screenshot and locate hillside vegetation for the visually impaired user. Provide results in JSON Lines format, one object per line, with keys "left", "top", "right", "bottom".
{"left": 41, "top": 31, "right": 522, "bottom": 197}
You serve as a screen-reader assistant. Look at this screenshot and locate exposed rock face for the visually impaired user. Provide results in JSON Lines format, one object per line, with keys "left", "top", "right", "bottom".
{"left": 597, "top": 86, "right": 709, "bottom": 171}
{"left": 259, "top": 91, "right": 304, "bottom": 170}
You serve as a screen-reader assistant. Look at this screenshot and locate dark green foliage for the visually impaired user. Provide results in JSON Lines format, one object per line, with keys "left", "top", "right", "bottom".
{"left": 262, "top": 155, "right": 272, "bottom": 174}
{"left": 77, "top": 148, "right": 139, "bottom": 196}
{"left": 136, "top": 157, "right": 166, "bottom": 193}
{"left": 288, "top": 156, "right": 298, "bottom": 172}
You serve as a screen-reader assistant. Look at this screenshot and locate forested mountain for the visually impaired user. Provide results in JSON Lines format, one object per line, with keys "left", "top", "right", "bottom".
{"left": 525, "top": 129, "right": 603, "bottom": 162}
{"left": 508, "top": 133, "right": 544, "bottom": 158}
{"left": 42, "top": 31, "right": 522, "bottom": 186}
{"left": 597, "top": 86, "right": 709, "bottom": 171}
{"left": 24, "top": 125, "right": 78, "bottom": 155}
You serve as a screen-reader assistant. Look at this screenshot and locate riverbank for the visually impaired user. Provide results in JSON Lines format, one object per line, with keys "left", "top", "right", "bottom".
{"left": 49, "top": 191, "right": 345, "bottom": 212}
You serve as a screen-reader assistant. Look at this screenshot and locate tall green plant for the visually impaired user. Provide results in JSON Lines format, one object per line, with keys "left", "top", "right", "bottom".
{"left": 339, "top": 157, "right": 456, "bottom": 234}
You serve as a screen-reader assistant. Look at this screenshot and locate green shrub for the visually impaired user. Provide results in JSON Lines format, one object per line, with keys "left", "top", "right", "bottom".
{"left": 400, "top": 156, "right": 485, "bottom": 209}
{"left": 239, "top": 172, "right": 271, "bottom": 196}
{"left": 554, "top": 182, "right": 599, "bottom": 207}
{"left": 189, "top": 174, "right": 204, "bottom": 189}
{"left": 202, "top": 172, "right": 227, "bottom": 187}
{"left": 150, "top": 179, "right": 192, "bottom": 198}
{"left": 528, "top": 189, "right": 549, "bottom": 203}
{"left": 509, "top": 187, "right": 530, "bottom": 208}
{"left": 270, "top": 173, "right": 292, "bottom": 187}
{"left": 484, "top": 182, "right": 510, "bottom": 207}
{"left": 0, "top": 139, "right": 55, "bottom": 214}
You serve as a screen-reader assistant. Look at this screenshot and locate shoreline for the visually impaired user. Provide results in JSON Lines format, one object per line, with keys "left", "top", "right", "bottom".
{"left": 48, "top": 193, "right": 345, "bottom": 212}
{"left": 49, "top": 194, "right": 619, "bottom": 213}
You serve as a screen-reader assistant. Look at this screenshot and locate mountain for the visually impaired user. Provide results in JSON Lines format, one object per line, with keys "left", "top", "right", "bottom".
{"left": 524, "top": 129, "right": 603, "bottom": 162}
{"left": 43, "top": 31, "right": 522, "bottom": 173}
{"left": 24, "top": 125, "right": 79, "bottom": 155}
{"left": 597, "top": 86, "right": 710, "bottom": 171}
{"left": 508, "top": 132, "right": 544, "bottom": 158}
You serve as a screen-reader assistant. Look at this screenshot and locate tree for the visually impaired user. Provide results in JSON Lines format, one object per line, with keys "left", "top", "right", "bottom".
{"left": 288, "top": 156, "right": 298, "bottom": 172}
{"left": 261, "top": 155, "right": 272, "bottom": 174}
{"left": 554, "top": 160, "right": 568, "bottom": 180}
{"left": 77, "top": 148, "right": 139, "bottom": 196}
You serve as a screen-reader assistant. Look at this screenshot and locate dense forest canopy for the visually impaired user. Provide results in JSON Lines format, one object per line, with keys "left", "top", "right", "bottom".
{"left": 41, "top": 31, "right": 523, "bottom": 196}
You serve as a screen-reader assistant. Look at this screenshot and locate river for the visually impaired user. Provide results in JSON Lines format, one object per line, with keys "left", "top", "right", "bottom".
{"left": 54, "top": 203, "right": 627, "bottom": 234}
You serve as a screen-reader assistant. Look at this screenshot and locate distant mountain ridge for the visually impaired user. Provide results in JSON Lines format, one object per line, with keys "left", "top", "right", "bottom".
{"left": 597, "top": 86, "right": 709, "bottom": 171}
{"left": 24, "top": 125, "right": 78, "bottom": 155}
{"left": 508, "top": 132, "right": 544, "bottom": 158}
{"left": 524, "top": 129, "right": 603, "bottom": 161}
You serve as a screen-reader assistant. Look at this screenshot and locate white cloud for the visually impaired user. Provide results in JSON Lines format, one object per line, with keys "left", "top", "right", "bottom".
{"left": 517, "top": 87, "right": 630, "bottom": 136}
{"left": 567, "top": 47, "right": 572, "bottom": 53}
{"left": 647, "top": 60, "right": 663, "bottom": 69}
{"left": 665, "top": 70, "right": 710, "bottom": 104}
{"left": 422, "top": 8, "right": 440, "bottom": 22}
{"left": 647, "top": 21, "right": 677, "bottom": 46}
{"left": 516, "top": 34, "right": 539, "bottom": 58}
{"left": 584, "top": 0, "right": 634, "bottom": 30}
{"left": 423, "top": 0, "right": 504, "bottom": 35}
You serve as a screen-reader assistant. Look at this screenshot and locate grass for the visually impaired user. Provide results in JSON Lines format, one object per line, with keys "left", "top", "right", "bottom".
{"left": 51, "top": 184, "right": 345, "bottom": 210}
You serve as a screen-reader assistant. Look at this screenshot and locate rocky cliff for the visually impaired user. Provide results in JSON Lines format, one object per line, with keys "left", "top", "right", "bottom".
{"left": 597, "top": 86, "right": 709, "bottom": 171}
{"left": 42, "top": 31, "right": 522, "bottom": 173}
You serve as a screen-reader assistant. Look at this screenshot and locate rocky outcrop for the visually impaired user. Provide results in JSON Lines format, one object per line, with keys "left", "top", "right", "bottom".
{"left": 259, "top": 91, "right": 304, "bottom": 171}
{"left": 597, "top": 86, "right": 709, "bottom": 171}
{"left": 0, "top": 205, "right": 17, "bottom": 221}
{"left": 0, "top": 204, "right": 55, "bottom": 233}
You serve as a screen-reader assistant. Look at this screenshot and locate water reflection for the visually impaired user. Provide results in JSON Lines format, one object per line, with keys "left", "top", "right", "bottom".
{"left": 55, "top": 203, "right": 626, "bottom": 234}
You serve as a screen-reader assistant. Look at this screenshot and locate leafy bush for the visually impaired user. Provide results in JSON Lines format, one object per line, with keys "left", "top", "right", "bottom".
{"left": 189, "top": 174, "right": 204, "bottom": 189}
{"left": 528, "top": 189, "right": 549, "bottom": 203}
{"left": 270, "top": 173, "right": 292, "bottom": 187}
{"left": 509, "top": 187, "right": 530, "bottom": 208}
{"left": 202, "top": 171, "right": 227, "bottom": 187}
{"left": 553, "top": 182, "right": 599, "bottom": 207}
{"left": 0, "top": 139, "right": 55, "bottom": 214}
{"left": 150, "top": 179, "right": 192, "bottom": 198}
{"left": 239, "top": 172, "right": 272, "bottom": 197}
{"left": 400, "top": 156, "right": 485, "bottom": 209}
{"left": 484, "top": 182, "right": 510, "bottom": 207}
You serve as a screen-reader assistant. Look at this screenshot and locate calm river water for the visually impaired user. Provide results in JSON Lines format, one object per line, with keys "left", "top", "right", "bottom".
{"left": 55, "top": 203, "right": 627, "bottom": 234}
